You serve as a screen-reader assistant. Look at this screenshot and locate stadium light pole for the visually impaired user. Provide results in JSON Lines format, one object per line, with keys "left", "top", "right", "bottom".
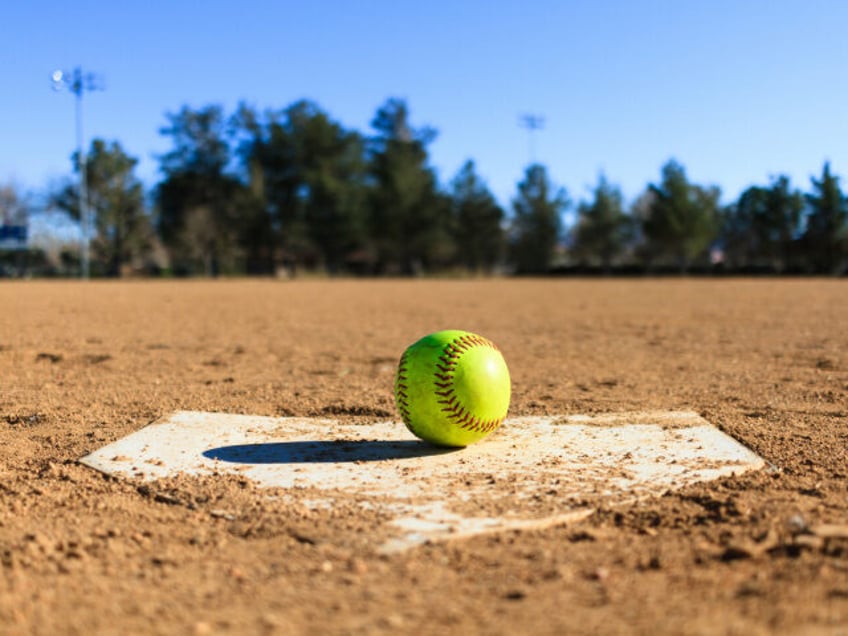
{"left": 519, "top": 114, "right": 545, "bottom": 165}
{"left": 52, "top": 67, "right": 102, "bottom": 279}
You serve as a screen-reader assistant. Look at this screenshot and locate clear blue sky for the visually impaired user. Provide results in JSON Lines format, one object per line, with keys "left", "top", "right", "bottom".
{"left": 2, "top": 0, "right": 847, "bottom": 210}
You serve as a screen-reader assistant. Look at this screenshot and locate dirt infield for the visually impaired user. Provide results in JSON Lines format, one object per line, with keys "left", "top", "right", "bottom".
{"left": 1, "top": 279, "right": 846, "bottom": 635}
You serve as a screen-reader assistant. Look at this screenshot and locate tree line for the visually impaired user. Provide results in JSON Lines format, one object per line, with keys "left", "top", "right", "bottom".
{"left": 3, "top": 97, "right": 847, "bottom": 276}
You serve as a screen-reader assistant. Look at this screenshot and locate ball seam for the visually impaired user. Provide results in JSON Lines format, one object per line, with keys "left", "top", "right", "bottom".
{"left": 433, "top": 334, "right": 504, "bottom": 434}
{"left": 395, "top": 349, "right": 413, "bottom": 429}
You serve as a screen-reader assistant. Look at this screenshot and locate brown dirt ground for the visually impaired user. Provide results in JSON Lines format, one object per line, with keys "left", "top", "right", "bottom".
{"left": 0, "top": 278, "right": 846, "bottom": 635}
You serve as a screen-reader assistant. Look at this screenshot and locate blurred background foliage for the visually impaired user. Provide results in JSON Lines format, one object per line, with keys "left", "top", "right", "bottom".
{"left": 2, "top": 98, "right": 847, "bottom": 277}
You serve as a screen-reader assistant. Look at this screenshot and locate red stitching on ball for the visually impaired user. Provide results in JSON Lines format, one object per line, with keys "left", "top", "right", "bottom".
{"left": 397, "top": 334, "right": 505, "bottom": 437}
{"left": 432, "top": 334, "right": 504, "bottom": 436}
{"left": 395, "top": 349, "right": 414, "bottom": 428}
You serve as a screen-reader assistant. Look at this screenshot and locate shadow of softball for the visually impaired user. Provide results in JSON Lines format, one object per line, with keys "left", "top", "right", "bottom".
{"left": 203, "top": 439, "right": 460, "bottom": 464}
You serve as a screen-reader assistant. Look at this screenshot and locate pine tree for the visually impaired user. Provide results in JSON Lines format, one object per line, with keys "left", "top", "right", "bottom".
{"left": 368, "top": 98, "right": 450, "bottom": 274}
{"left": 449, "top": 160, "right": 504, "bottom": 273}
{"left": 156, "top": 105, "right": 244, "bottom": 276}
{"left": 804, "top": 162, "right": 848, "bottom": 273}
{"left": 54, "top": 139, "right": 151, "bottom": 276}
{"left": 641, "top": 160, "right": 720, "bottom": 271}
{"left": 510, "top": 164, "right": 568, "bottom": 274}
{"left": 573, "top": 174, "right": 632, "bottom": 271}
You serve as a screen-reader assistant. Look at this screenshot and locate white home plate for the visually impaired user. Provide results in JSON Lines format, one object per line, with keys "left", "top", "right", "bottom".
{"left": 80, "top": 411, "right": 765, "bottom": 553}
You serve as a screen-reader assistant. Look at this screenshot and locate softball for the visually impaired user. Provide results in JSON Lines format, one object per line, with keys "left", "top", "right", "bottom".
{"left": 394, "top": 330, "right": 511, "bottom": 447}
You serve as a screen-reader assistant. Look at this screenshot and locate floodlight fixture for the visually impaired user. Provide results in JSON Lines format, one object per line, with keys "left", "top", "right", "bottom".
{"left": 519, "top": 114, "right": 546, "bottom": 131}
{"left": 519, "top": 113, "right": 545, "bottom": 164}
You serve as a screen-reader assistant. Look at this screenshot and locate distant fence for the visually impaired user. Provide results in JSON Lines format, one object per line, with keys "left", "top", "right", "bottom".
{"left": 0, "top": 225, "right": 27, "bottom": 250}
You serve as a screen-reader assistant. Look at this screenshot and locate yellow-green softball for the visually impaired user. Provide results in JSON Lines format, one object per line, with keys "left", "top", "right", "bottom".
{"left": 394, "top": 330, "right": 511, "bottom": 447}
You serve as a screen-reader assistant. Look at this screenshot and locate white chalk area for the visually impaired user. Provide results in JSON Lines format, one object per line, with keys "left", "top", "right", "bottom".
{"left": 80, "top": 411, "right": 765, "bottom": 553}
